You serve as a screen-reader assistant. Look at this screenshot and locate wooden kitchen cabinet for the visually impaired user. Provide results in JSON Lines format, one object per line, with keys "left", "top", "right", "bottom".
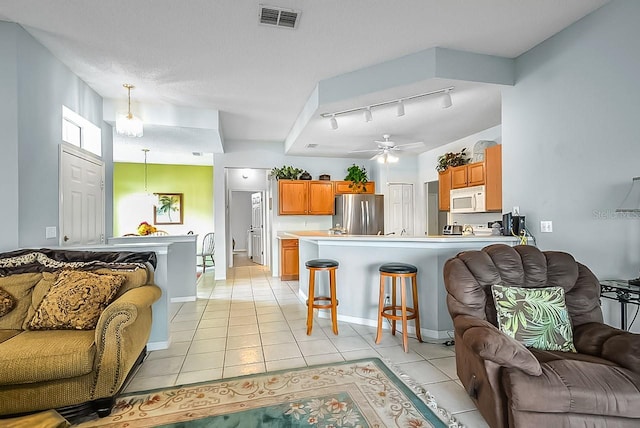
{"left": 438, "top": 169, "right": 451, "bottom": 211}
{"left": 485, "top": 144, "right": 502, "bottom": 211}
{"left": 451, "top": 162, "right": 485, "bottom": 189}
{"left": 334, "top": 181, "right": 375, "bottom": 194}
{"left": 280, "top": 238, "right": 299, "bottom": 280}
{"left": 278, "top": 180, "right": 334, "bottom": 215}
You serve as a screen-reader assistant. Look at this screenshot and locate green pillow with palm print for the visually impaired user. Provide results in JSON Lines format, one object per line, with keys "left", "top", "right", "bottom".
{"left": 491, "top": 284, "right": 576, "bottom": 353}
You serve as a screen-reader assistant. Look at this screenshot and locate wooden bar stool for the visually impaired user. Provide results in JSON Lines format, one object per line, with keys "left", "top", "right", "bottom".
{"left": 305, "top": 259, "right": 339, "bottom": 335}
{"left": 376, "top": 262, "right": 423, "bottom": 352}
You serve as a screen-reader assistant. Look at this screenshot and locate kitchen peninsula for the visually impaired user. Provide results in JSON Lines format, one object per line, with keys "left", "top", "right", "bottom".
{"left": 283, "top": 232, "right": 520, "bottom": 339}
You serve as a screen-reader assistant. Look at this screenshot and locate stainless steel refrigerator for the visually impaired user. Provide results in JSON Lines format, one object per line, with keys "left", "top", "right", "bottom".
{"left": 333, "top": 194, "right": 384, "bottom": 235}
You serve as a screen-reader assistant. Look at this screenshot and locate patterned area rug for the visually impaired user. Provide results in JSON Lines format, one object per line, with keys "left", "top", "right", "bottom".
{"left": 78, "top": 358, "right": 462, "bottom": 427}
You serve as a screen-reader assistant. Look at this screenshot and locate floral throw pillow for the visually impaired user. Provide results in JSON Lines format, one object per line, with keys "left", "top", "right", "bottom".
{"left": 491, "top": 284, "right": 576, "bottom": 353}
{"left": 29, "top": 270, "right": 125, "bottom": 330}
{"left": 0, "top": 287, "right": 15, "bottom": 317}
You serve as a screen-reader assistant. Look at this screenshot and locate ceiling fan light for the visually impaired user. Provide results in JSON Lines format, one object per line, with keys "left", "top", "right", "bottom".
{"left": 441, "top": 90, "right": 453, "bottom": 109}
{"left": 364, "top": 107, "right": 373, "bottom": 122}
{"left": 387, "top": 153, "right": 399, "bottom": 163}
{"left": 329, "top": 115, "right": 338, "bottom": 130}
{"left": 396, "top": 100, "right": 405, "bottom": 117}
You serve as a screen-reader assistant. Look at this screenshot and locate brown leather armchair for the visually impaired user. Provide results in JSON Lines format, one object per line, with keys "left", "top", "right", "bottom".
{"left": 443, "top": 244, "right": 640, "bottom": 428}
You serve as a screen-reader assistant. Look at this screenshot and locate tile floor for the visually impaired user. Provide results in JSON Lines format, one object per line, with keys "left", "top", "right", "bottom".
{"left": 124, "top": 259, "right": 489, "bottom": 427}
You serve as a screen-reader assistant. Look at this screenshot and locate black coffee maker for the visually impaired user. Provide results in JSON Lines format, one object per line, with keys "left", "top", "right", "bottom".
{"left": 502, "top": 212, "right": 526, "bottom": 236}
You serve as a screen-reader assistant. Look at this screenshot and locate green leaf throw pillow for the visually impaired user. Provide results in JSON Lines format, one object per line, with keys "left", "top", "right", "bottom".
{"left": 491, "top": 284, "right": 576, "bottom": 353}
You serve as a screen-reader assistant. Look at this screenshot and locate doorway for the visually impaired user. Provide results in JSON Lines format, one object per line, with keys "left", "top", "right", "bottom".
{"left": 425, "top": 180, "right": 447, "bottom": 236}
{"left": 59, "top": 143, "right": 105, "bottom": 246}
{"left": 387, "top": 183, "right": 414, "bottom": 236}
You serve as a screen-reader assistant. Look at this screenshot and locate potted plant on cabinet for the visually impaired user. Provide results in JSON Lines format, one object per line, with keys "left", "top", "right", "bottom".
{"left": 270, "top": 165, "right": 303, "bottom": 180}
{"left": 436, "top": 148, "right": 469, "bottom": 172}
{"left": 344, "top": 164, "right": 369, "bottom": 192}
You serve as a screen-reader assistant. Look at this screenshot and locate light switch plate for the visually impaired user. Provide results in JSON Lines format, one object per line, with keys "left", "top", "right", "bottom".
{"left": 540, "top": 221, "right": 553, "bottom": 233}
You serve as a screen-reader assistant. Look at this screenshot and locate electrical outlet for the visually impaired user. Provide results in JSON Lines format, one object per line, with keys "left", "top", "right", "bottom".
{"left": 540, "top": 221, "right": 553, "bottom": 233}
{"left": 45, "top": 226, "right": 57, "bottom": 239}
{"left": 385, "top": 295, "right": 390, "bottom": 306}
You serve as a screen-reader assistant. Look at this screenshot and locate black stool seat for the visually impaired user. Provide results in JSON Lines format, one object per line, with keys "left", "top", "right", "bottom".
{"left": 305, "top": 259, "right": 339, "bottom": 268}
{"left": 379, "top": 262, "right": 417, "bottom": 274}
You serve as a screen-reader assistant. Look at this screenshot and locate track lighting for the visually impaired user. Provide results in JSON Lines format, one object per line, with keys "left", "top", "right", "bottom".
{"left": 320, "top": 86, "right": 454, "bottom": 125}
{"left": 329, "top": 115, "right": 338, "bottom": 130}
{"left": 364, "top": 107, "right": 373, "bottom": 122}
{"left": 441, "top": 89, "right": 452, "bottom": 109}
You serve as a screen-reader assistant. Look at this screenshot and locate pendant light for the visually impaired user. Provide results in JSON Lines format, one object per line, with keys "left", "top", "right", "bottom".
{"left": 116, "top": 84, "right": 144, "bottom": 137}
{"left": 141, "top": 149, "right": 157, "bottom": 207}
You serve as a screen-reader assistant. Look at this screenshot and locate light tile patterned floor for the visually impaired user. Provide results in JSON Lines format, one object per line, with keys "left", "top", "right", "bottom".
{"left": 125, "top": 260, "right": 489, "bottom": 427}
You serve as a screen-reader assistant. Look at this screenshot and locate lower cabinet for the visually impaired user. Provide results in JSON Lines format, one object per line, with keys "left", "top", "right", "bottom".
{"left": 280, "top": 239, "right": 299, "bottom": 280}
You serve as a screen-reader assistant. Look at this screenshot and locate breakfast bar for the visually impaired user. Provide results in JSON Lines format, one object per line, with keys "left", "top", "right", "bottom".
{"left": 285, "top": 232, "right": 520, "bottom": 339}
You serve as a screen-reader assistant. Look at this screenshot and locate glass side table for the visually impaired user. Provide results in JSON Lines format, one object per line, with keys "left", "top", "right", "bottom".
{"left": 600, "top": 280, "right": 640, "bottom": 331}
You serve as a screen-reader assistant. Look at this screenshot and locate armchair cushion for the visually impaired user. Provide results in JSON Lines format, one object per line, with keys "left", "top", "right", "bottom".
{"left": 28, "top": 270, "right": 125, "bottom": 330}
{"left": 504, "top": 359, "right": 640, "bottom": 418}
{"left": 491, "top": 284, "right": 576, "bottom": 352}
{"left": 574, "top": 322, "right": 640, "bottom": 374}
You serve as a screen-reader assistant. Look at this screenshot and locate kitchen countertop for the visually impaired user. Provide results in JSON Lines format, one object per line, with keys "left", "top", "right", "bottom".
{"left": 278, "top": 230, "right": 517, "bottom": 243}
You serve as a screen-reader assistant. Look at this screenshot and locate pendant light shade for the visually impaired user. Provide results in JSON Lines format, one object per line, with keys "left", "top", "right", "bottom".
{"left": 116, "top": 84, "right": 144, "bottom": 137}
{"left": 329, "top": 115, "right": 338, "bottom": 130}
{"left": 364, "top": 107, "right": 373, "bottom": 122}
{"left": 396, "top": 100, "right": 405, "bottom": 117}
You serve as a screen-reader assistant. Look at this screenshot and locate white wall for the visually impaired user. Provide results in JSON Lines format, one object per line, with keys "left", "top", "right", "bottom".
{"left": 502, "top": 0, "right": 640, "bottom": 330}
{"left": 0, "top": 21, "right": 110, "bottom": 249}
{"left": 230, "top": 192, "right": 252, "bottom": 251}
{"left": 0, "top": 23, "right": 19, "bottom": 250}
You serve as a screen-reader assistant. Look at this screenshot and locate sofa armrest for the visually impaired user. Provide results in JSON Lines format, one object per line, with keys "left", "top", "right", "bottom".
{"left": 455, "top": 315, "right": 542, "bottom": 376}
{"left": 92, "top": 284, "right": 162, "bottom": 398}
{"left": 574, "top": 322, "right": 640, "bottom": 374}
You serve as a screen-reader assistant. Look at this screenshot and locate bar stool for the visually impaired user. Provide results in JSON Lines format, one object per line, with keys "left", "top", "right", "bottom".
{"left": 305, "top": 259, "right": 339, "bottom": 336}
{"left": 376, "top": 262, "right": 423, "bottom": 352}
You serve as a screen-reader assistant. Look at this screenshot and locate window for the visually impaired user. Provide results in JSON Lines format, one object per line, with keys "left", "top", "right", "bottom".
{"left": 62, "top": 106, "right": 101, "bottom": 157}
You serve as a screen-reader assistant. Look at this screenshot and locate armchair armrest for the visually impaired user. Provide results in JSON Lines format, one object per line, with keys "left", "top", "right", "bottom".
{"left": 574, "top": 322, "right": 640, "bottom": 374}
{"left": 92, "top": 284, "right": 162, "bottom": 397}
{"left": 455, "top": 315, "right": 542, "bottom": 376}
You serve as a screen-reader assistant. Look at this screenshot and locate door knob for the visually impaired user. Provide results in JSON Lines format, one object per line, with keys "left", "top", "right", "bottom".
{"left": 63, "top": 235, "right": 69, "bottom": 242}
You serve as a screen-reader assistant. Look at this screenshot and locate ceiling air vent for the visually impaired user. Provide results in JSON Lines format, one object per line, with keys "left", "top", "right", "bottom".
{"left": 259, "top": 5, "right": 300, "bottom": 29}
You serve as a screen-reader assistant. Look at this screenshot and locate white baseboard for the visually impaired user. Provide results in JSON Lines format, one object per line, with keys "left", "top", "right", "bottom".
{"left": 316, "top": 311, "right": 451, "bottom": 340}
{"left": 170, "top": 296, "right": 197, "bottom": 303}
{"left": 147, "top": 340, "right": 169, "bottom": 351}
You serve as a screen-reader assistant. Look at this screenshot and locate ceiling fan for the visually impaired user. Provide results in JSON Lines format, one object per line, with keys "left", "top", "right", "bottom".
{"left": 350, "top": 135, "right": 425, "bottom": 163}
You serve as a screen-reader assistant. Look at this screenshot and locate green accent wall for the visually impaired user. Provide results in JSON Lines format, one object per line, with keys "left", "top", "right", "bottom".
{"left": 113, "top": 163, "right": 213, "bottom": 239}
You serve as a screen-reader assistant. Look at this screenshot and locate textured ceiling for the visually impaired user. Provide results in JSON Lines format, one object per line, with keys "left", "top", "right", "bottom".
{"left": 0, "top": 0, "right": 609, "bottom": 163}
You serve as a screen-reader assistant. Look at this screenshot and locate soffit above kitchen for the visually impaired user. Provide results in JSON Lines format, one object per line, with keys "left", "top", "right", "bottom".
{"left": 0, "top": 0, "right": 610, "bottom": 163}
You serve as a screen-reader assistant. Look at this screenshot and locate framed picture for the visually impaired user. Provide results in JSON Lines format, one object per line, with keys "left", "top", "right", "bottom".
{"left": 154, "top": 193, "right": 183, "bottom": 225}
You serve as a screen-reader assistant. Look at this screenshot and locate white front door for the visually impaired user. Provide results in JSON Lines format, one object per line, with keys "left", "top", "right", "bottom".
{"left": 60, "top": 144, "right": 105, "bottom": 246}
{"left": 388, "top": 183, "right": 414, "bottom": 236}
{"left": 250, "top": 192, "right": 264, "bottom": 264}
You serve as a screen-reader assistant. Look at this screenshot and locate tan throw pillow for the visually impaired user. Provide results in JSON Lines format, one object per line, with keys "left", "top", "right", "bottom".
{"left": 29, "top": 270, "right": 125, "bottom": 330}
{"left": 0, "top": 287, "right": 16, "bottom": 317}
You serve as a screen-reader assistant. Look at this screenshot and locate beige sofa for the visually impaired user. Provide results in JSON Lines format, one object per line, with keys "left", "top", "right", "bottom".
{"left": 0, "top": 249, "right": 161, "bottom": 420}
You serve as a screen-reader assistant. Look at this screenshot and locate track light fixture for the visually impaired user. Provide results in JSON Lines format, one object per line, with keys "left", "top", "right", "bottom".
{"left": 329, "top": 114, "right": 338, "bottom": 130}
{"left": 321, "top": 86, "right": 454, "bottom": 127}
{"left": 364, "top": 107, "right": 373, "bottom": 122}
{"left": 441, "top": 88, "right": 452, "bottom": 109}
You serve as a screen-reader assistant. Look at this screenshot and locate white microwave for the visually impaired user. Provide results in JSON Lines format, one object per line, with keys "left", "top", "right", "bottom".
{"left": 450, "top": 185, "right": 486, "bottom": 213}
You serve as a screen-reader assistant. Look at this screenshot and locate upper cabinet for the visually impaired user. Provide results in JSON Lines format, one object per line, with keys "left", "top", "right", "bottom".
{"left": 334, "top": 181, "right": 375, "bottom": 194}
{"left": 438, "top": 145, "right": 502, "bottom": 211}
{"left": 485, "top": 144, "right": 502, "bottom": 212}
{"left": 438, "top": 170, "right": 451, "bottom": 211}
{"left": 451, "top": 162, "right": 485, "bottom": 189}
{"left": 278, "top": 180, "right": 334, "bottom": 215}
